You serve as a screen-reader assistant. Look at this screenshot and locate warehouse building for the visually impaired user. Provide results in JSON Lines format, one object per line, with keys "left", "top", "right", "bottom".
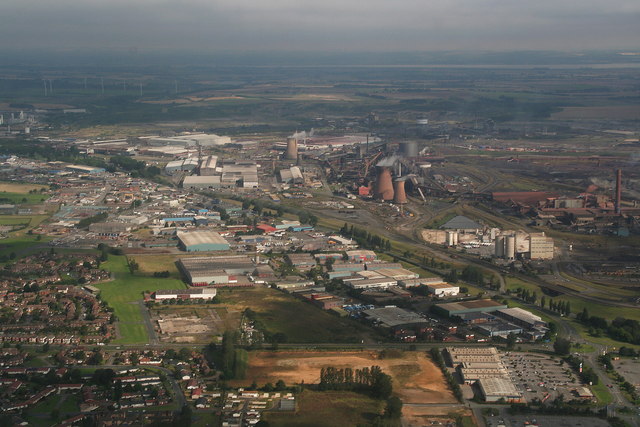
{"left": 399, "top": 277, "right": 446, "bottom": 288}
{"left": 177, "top": 230, "right": 230, "bottom": 252}
{"left": 494, "top": 307, "right": 546, "bottom": 329}
{"left": 475, "top": 322, "right": 524, "bottom": 338}
{"left": 280, "top": 166, "right": 304, "bottom": 184}
{"left": 154, "top": 288, "right": 217, "bottom": 300}
{"left": 375, "top": 268, "right": 419, "bottom": 281}
{"left": 427, "top": 283, "right": 460, "bottom": 297}
{"left": 178, "top": 255, "right": 255, "bottom": 285}
{"left": 182, "top": 175, "right": 221, "bottom": 190}
{"left": 433, "top": 299, "right": 507, "bottom": 318}
{"left": 458, "top": 362, "right": 509, "bottom": 383}
{"left": 165, "top": 158, "right": 199, "bottom": 174}
{"left": 199, "top": 155, "right": 218, "bottom": 176}
{"left": 346, "top": 250, "right": 377, "bottom": 262}
{"left": 362, "top": 306, "right": 430, "bottom": 330}
{"left": 478, "top": 377, "right": 523, "bottom": 403}
{"left": 446, "top": 347, "right": 501, "bottom": 366}
{"left": 343, "top": 277, "right": 397, "bottom": 290}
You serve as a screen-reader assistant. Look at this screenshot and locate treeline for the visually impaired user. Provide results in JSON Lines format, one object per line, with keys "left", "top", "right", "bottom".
{"left": 598, "top": 354, "right": 640, "bottom": 403}
{"left": 577, "top": 308, "right": 640, "bottom": 345}
{"left": 564, "top": 354, "right": 598, "bottom": 385}
{"left": 319, "top": 365, "right": 392, "bottom": 399}
{"left": 339, "top": 223, "right": 392, "bottom": 252}
{"left": 109, "top": 155, "right": 160, "bottom": 178}
{"left": 217, "top": 331, "right": 247, "bottom": 380}
{"left": 429, "top": 348, "right": 463, "bottom": 402}
{"left": 77, "top": 212, "right": 108, "bottom": 229}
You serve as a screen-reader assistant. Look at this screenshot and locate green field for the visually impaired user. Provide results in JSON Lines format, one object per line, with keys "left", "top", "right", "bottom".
{"left": 0, "top": 191, "right": 48, "bottom": 204}
{"left": 263, "top": 390, "right": 384, "bottom": 427}
{"left": 97, "top": 255, "right": 187, "bottom": 344}
{"left": 216, "top": 287, "right": 378, "bottom": 343}
{"left": 0, "top": 234, "right": 52, "bottom": 260}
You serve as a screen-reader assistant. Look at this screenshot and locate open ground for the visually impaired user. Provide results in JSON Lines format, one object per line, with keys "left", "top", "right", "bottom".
{"left": 96, "top": 255, "right": 186, "bottom": 344}
{"left": 231, "top": 350, "right": 456, "bottom": 405}
{"left": 215, "top": 287, "right": 380, "bottom": 343}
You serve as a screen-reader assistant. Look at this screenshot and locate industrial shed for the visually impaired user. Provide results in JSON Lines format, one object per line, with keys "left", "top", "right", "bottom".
{"left": 154, "top": 288, "right": 217, "bottom": 300}
{"left": 183, "top": 175, "right": 221, "bottom": 189}
{"left": 177, "top": 230, "right": 230, "bottom": 252}
{"left": 478, "top": 377, "right": 523, "bottom": 403}
{"left": 433, "top": 299, "right": 507, "bottom": 318}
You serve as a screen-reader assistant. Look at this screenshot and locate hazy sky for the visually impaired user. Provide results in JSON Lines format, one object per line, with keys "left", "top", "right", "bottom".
{"left": 1, "top": 0, "right": 638, "bottom": 52}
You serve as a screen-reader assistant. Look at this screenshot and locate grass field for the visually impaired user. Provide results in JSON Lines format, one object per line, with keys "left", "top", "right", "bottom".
{"left": 0, "top": 234, "right": 52, "bottom": 260}
{"left": 0, "top": 182, "right": 48, "bottom": 193}
{"left": 130, "top": 254, "right": 181, "bottom": 277}
{"left": 0, "top": 191, "right": 48, "bottom": 204}
{"left": 263, "top": 390, "right": 384, "bottom": 427}
{"left": 215, "top": 287, "right": 378, "bottom": 343}
{"left": 97, "top": 255, "right": 187, "bottom": 344}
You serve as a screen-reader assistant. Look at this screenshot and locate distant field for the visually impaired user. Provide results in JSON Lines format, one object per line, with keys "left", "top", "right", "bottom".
{"left": 215, "top": 287, "right": 377, "bottom": 343}
{"left": 97, "top": 255, "right": 187, "bottom": 344}
{"left": 0, "top": 182, "right": 48, "bottom": 193}
{"left": 552, "top": 106, "right": 640, "bottom": 120}
{"left": 0, "top": 191, "right": 48, "bottom": 204}
{"left": 130, "top": 254, "right": 181, "bottom": 277}
{"left": 263, "top": 390, "right": 384, "bottom": 427}
{"left": 232, "top": 350, "right": 455, "bottom": 405}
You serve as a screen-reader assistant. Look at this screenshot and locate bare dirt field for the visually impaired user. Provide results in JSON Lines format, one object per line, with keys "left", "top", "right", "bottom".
{"left": 234, "top": 350, "right": 456, "bottom": 404}
{"left": 0, "top": 182, "right": 48, "bottom": 193}
{"left": 151, "top": 305, "right": 241, "bottom": 343}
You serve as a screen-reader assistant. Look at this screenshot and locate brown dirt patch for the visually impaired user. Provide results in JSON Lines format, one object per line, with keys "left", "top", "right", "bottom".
{"left": 234, "top": 350, "right": 456, "bottom": 404}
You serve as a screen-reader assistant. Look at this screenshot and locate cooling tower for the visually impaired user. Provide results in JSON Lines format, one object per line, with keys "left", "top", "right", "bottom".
{"left": 615, "top": 169, "right": 622, "bottom": 214}
{"left": 374, "top": 167, "right": 394, "bottom": 201}
{"left": 285, "top": 137, "right": 298, "bottom": 160}
{"left": 393, "top": 179, "right": 407, "bottom": 204}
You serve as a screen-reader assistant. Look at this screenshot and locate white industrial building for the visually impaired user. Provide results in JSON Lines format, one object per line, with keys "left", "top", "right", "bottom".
{"left": 280, "top": 166, "right": 304, "bottom": 184}
{"left": 529, "top": 232, "right": 554, "bottom": 259}
{"left": 478, "top": 377, "right": 523, "bottom": 403}
{"left": 343, "top": 277, "right": 398, "bottom": 290}
{"left": 427, "top": 283, "right": 459, "bottom": 297}
{"left": 154, "top": 288, "right": 217, "bottom": 300}
{"left": 165, "top": 158, "right": 199, "bottom": 174}
{"left": 199, "top": 155, "right": 218, "bottom": 175}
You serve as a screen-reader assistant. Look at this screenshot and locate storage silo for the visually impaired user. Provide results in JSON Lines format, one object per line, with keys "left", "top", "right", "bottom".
{"left": 505, "top": 235, "right": 516, "bottom": 260}
{"left": 495, "top": 237, "right": 505, "bottom": 257}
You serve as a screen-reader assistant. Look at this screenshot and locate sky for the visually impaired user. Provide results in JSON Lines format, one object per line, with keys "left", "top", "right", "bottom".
{"left": 1, "top": 0, "right": 638, "bottom": 53}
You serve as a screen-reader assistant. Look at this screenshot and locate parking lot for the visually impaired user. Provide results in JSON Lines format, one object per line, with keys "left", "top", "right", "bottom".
{"left": 486, "top": 414, "right": 611, "bottom": 427}
{"left": 502, "top": 352, "right": 584, "bottom": 403}
{"left": 612, "top": 358, "right": 640, "bottom": 392}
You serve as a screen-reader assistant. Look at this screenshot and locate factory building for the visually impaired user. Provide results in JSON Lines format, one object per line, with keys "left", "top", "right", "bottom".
{"left": 182, "top": 175, "right": 221, "bottom": 190}
{"left": 177, "top": 230, "right": 230, "bottom": 252}
{"left": 427, "top": 283, "right": 460, "bottom": 297}
{"left": 343, "top": 277, "right": 398, "bottom": 290}
{"left": 65, "top": 164, "right": 106, "bottom": 174}
{"left": 154, "top": 288, "right": 217, "bottom": 300}
{"left": 441, "top": 216, "right": 483, "bottom": 234}
{"left": 199, "top": 155, "right": 218, "bottom": 176}
{"left": 221, "top": 161, "right": 259, "bottom": 188}
{"left": 445, "top": 347, "right": 501, "bottom": 366}
{"left": 362, "top": 306, "right": 430, "bottom": 330}
{"left": 280, "top": 166, "right": 304, "bottom": 184}
{"left": 178, "top": 255, "right": 254, "bottom": 285}
{"left": 165, "top": 158, "right": 199, "bottom": 174}
{"left": 433, "top": 300, "right": 507, "bottom": 318}
{"left": 346, "top": 250, "right": 377, "bottom": 262}
{"left": 529, "top": 232, "right": 554, "bottom": 259}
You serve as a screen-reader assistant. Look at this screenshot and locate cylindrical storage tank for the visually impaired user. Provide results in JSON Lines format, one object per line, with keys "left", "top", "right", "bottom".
{"left": 506, "top": 235, "right": 516, "bottom": 260}
{"left": 393, "top": 179, "right": 407, "bottom": 204}
{"left": 374, "top": 167, "right": 394, "bottom": 201}
{"left": 285, "top": 137, "right": 298, "bottom": 160}
{"left": 446, "top": 231, "right": 454, "bottom": 246}
{"left": 495, "top": 237, "right": 504, "bottom": 257}
{"left": 453, "top": 231, "right": 459, "bottom": 246}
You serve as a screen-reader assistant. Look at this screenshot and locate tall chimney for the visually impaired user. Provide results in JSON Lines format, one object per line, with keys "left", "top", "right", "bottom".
{"left": 616, "top": 169, "right": 622, "bottom": 214}
{"left": 374, "top": 167, "right": 394, "bottom": 201}
{"left": 285, "top": 137, "right": 298, "bottom": 160}
{"left": 393, "top": 179, "right": 407, "bottom": 204}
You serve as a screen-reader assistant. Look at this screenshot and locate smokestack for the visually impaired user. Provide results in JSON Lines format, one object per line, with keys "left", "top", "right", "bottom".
{"left": 393, "top": 179, "right": 407, "bottom": 204}
{"left": 615, "top": 169, "right": 622, "bottom": 215}
{"left": 374, "top": 167, "right": 394, "bottom": 201}
{"left": 285, "top": 137, "right": 298, "bottom": 160}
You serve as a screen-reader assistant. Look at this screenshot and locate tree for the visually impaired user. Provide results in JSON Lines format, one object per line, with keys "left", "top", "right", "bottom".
{"left": 506, "top": 333, "right": 517, "bottom": 350}
{"left": 275, "top": 379, "right": 287, "bottom": 391}
{"left": 553, "top": 337, "right": 571, "bottom": 355}
{"left": 384, "top": 396, "right": 403, "bottom": 419}
{"left": 127, "top": 258, "right": 139, "bottom": 275}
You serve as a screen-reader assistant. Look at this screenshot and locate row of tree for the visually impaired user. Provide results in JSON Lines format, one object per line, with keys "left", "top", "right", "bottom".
{"left": 319, "top": 365, "right": 393, "bottom": 399}
{"left": 577, "top": 309, "right": 640, "bottom": 345}
{"left": 338, "top": 223, "right": 392, "bottom": 252}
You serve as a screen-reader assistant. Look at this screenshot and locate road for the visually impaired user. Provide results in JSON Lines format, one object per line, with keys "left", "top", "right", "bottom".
{"left": 139, "top": 300, "right": 159, "bottom": 345}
